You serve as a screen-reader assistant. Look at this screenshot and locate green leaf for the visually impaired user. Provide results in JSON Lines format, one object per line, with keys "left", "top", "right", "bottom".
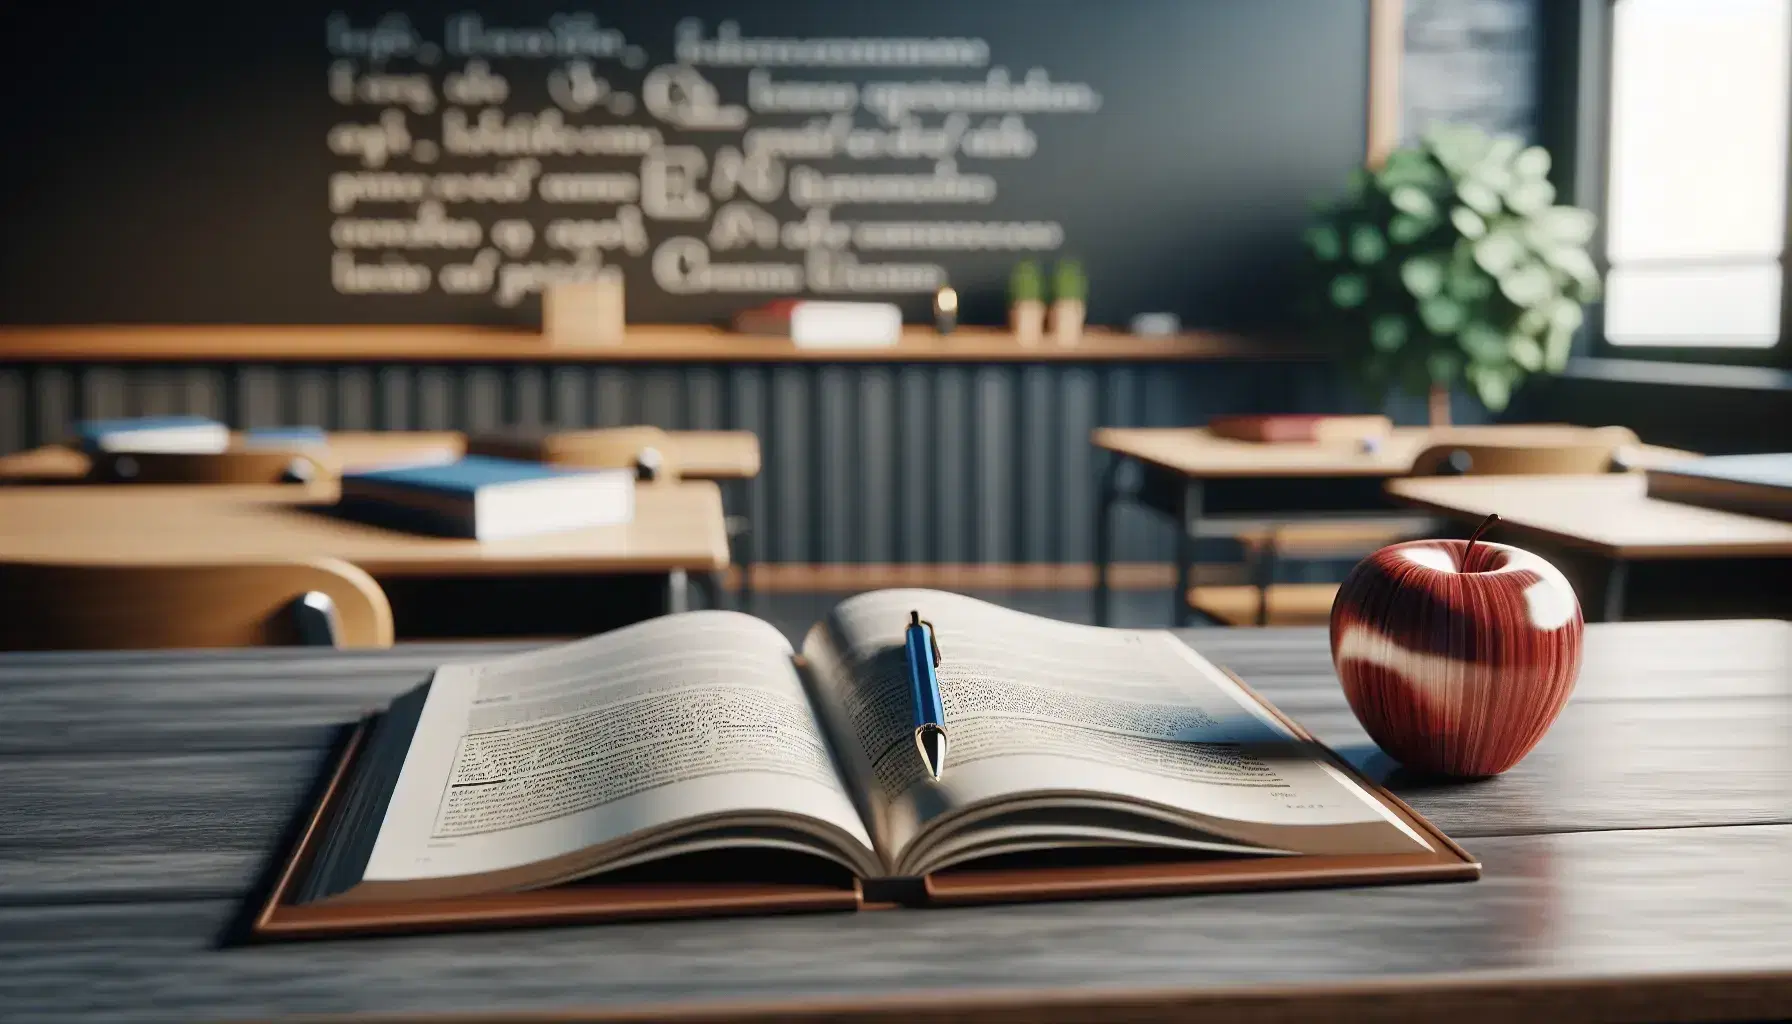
{"left": 1304, "top": 223, "right": 1343, "bottom": 262}
{"left": 1473, "top": 230, "right": 1526, "bottom": 277}
{"left": 1457, "top": 179, "right": 1502, "bottom": 216}
{"left": 1370, "top": 314, "right": 1409, "bottom": 352}
{"left": 1450, "top": 206, "right": 1488, "bottom": 239}
{"left": 1533, "top": 206, "right": 1597, "bottom": 245}
{"left": 1549, "top": 298, "right": 1585, "bottom": 333}
{"left": 1467, "top": 365, "right": 1514, "bottom": 411}
{"left": 1349, "top": 224, "right": 1388, "bottom": 264}
{"left": 1485, "top": 134, "right": 1523, "bottom": 168}
{"left": 1390, "top": 186, "right": 1437, "bottom": 218}
{"left": 1418, "top": 295, "right": 1466, "bottom": 335}
{"left": 1544, "top": 323, "right": 1575, "bottom": 372}
{"left": 1446, "top": 265, "right": 1495, "bottom": 302}
{"left": 1516, "top": 306, "right": 1551, "bottom": 336}
{"left": 1388, "top": 214, "right": 1430, "bottom": 244}
{"left": 1460, "top": 323, "right": 1510, "bottom": 365}
{"left": 1504, "top": 178, "right": 1556, "bottom": 215}
{"left": 1499, "top": 263, "right": 1557, "bottom": 307}
{"left": 1330, "top": 273, "right": 1368, "bottom": 309}
{"left": 1513, "top": 145, "right": 1552, "bottom": 181}
{"left": 1427, "top": 350, "right": 1463, "bottom": 386}
{"left": 1424, "top": 124, "right": 1492, "bottom": 175}
{"left": 1401, "top": 256, "right": 1446, "bottom": 298}
{"left": 1510, "top": 334, "right": 1544, "bottom": 371}
{"left": 1343, "top": 168, "right": 1372, "bottom": 202}
{"left": 1540, "top": 245, "right": 1600, "bottom": 292}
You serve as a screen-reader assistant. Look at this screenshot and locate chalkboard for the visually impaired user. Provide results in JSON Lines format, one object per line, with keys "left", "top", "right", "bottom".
{"left": 1, "top": 1, "right": 1371, "bottom": 329}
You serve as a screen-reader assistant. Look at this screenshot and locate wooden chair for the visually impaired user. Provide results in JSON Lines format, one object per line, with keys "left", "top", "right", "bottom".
{"left": 0, "top": 558, "right": 394, "bottom": 651}
{"left": 87, "top": 450, "right": 336, "bottom": 486}
{"left": 1189, "top": 427, "right": 1642, "bottom": 628}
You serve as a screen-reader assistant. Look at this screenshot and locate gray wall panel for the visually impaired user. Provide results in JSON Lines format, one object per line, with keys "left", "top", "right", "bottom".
{"left": 8, "top": 360, "right": 1384, "bottom": 565}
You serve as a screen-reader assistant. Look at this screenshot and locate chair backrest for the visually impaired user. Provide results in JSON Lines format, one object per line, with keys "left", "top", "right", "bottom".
{"left": 1412, "top": 426, "right": 1640, "bottom": 477}
{"left": 0, "top": 558, "right": 394, "bottom": 651}
{"left": 87, "top": 450, "right": 336, "bottom": 486}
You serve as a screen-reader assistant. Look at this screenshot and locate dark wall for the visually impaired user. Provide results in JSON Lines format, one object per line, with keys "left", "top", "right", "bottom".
{"left": 0, "top": 1, "right": 1370, "bottom": 331}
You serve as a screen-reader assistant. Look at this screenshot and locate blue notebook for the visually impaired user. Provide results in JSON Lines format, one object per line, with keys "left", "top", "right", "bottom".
{"left": 339, "top": 457, "right": 635, "bottom": 540}
{"left": 1646, "top": 453, "right": 1792, "bottom": 522}
{"left": 74, "top": 416, "right": 230, "bottom": 454}
{"left": 243, "top": 426, "right": 329, "bottom": 450}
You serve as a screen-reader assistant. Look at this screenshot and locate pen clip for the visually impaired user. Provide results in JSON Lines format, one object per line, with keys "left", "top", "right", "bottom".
{"left": 908, "top": 610, "right": 942, "bottom": 667}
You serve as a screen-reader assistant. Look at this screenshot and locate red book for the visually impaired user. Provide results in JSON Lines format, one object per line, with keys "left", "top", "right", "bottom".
{"left": 1208, "top": 414, "right": 1393, "bottom": 444}
{"left": 733, "top": 300, "right": 902, "bottom": 347}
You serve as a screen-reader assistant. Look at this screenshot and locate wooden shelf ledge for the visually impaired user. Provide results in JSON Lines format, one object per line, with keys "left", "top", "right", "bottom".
{"left": 0, "top": 324, "right": 1311, "bottom": 364}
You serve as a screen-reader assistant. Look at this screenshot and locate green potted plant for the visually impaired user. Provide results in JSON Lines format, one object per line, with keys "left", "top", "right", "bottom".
{"left": 1050, "top": 259, "right": 1087, "bottom": 346}
{"left": 1008, "top": 260, "right": 1046, "bottom": 346}
{"left": 1301, "top": 123, "right": 1601, "bottom": 425}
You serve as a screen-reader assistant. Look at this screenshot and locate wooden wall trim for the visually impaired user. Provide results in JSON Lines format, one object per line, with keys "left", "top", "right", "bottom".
{"left": 1366, "top": 0, "right": 1406, "bottom": 168}
{"left": 0, "top": 325, "right": 1311, "bottom": 365}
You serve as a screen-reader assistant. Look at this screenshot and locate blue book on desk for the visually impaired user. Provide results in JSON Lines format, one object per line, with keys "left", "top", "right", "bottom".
{"left": 338, "top": 456, "right": 635, "bottom": 540}
{"left": 243, "top": 426, "right": 329, "bottom": 450}
{"left": 1646, "top": 453, "right": 1792, "bottom": 522}
{"left": 74, "top": 416, "right": 230, "bottom": 454}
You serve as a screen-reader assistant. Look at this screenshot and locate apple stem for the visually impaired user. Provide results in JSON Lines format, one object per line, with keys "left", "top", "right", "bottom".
{"left": 1463, "top": 513, "right": 1500, "bottom": 570}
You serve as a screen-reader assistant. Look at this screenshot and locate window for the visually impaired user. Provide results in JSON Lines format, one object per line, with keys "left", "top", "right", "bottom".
{"left": 1600, "top": 0, "right": 1791, "bottom": 360}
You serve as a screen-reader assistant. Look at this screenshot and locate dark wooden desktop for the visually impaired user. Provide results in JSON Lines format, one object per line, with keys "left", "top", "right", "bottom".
{"left": 3, "top": 619, "right": 1788, "bottom": 1021}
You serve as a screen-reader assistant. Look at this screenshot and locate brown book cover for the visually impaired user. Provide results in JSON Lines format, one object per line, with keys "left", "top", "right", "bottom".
{"left": 1209, "top": 414, "right": 1393, "bottom": 445}
{"left": 249, "top": 671, "right": 1477, "bottom": 942}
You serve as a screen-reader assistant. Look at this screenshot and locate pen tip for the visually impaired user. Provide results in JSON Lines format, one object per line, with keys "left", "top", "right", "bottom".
{"left": 916, "top": 726, "right": 947, "bottom": 782}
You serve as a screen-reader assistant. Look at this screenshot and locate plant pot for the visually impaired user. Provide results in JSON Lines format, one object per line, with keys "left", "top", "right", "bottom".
{"left": 1009, "top": 300, "right": 1045, "bottom": 346}
{"left": 1050, "top": 298, "right": 1085, "bottom": 346}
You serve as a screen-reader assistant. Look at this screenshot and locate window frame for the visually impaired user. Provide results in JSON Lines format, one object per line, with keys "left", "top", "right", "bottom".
{"left": 1545, "top": 0, "right": 1792, "bottom": 369}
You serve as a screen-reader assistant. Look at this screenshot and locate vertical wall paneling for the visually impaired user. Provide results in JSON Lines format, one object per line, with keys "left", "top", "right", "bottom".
{"left": 463, "top": 367, "right": 504, "bottom": 432}
{"left": 292, "top": 367, "right": 332, "bottom": 428}
{"left": 236, "top": 367, "right": 280, "bottom": 428}
{"left": 335, "top": 367, "right": 374, "bottom": 430}
{"left": 0, "top": 370, "right": 23, "bottom": 455}
{"left": 30, "top": 368, "right": 71, "bottom": 444}
{"left": 592, "top": 369, "right": 630, "bottom": 427}
{"left": 683, "top": 369, "right": 724, "bottom": 432}
{"left": 549, "top": 367, "right": 587, "bottom": 428}
{"left": 415, "top": 368, "right": 453, "bottom": 430}
{"left": 897, "top": 367, "right": 932, "bottom": 564}
{"left": 769, "top": 367, "right": 810, "bottom": 564}
{"left": 932, "top": 367, "right": 970, "bottom": 564}
{"left": 856, "top": 367, "right": 897, "bottom": 564}
{"left": 376, "top": 367, "right": 410, "bottom": 430}
{"left": 1018, "top": 366, "right": 1056, "bottom": 564}
{"left": 974, "top": 367, "right": 1014, "bottom": 564}
{"left": 511, "top": 367, "right": 546, "bottom": 428}
{"left": 1057, "top": 367, "right": 1101, "bottom": 564}
{"left": 728, "top": 367, "right": 770, "bottom": 565}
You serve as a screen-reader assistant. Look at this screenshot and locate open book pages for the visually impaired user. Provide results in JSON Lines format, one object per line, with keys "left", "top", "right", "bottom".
{"left": 300, "top": 591, "right": 1430, "bottom": 904}
{"left": 804, "top": 590, "right": 1431, "bottom": 875}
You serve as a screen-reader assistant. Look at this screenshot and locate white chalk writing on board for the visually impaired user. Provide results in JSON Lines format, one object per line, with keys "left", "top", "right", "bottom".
{"left": 323, "top": 12, "right": 1101, "bottom": 305}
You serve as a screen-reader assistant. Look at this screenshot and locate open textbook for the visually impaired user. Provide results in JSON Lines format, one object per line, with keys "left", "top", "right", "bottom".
{"left": 294, "top": 591, "right": 1468, "bottom": 911}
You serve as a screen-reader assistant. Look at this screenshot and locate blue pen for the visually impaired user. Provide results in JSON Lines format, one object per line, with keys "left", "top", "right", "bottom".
{"left": 905, "top": 610, "right": 948, "bottom": 781}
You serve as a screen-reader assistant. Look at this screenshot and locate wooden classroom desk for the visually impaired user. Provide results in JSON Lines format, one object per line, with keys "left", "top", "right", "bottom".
{"left": 0, "top": 429, "right": 764, "bottom": 483}
{"left": 1090, "top": 424, "right": 1697, "bottom": 627}
{"left": 0, "top": 482, "right": 730, "bottom": 637}
{"left": 2, "top": 620, "right": 1788, "bottom": 1021}
{"left": 1388, "top": 473, "right": 1792, "bottom": 622}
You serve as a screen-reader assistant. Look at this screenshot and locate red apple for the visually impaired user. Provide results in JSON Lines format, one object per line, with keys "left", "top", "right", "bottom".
{"left": 1329, "top": 537, "right": 1583, "bottom": 778}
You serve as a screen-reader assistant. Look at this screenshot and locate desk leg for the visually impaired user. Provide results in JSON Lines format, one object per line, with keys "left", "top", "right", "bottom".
{"left": 1093, "top": 453, "right": 1122, "bottom": 627}
{"left": 668, "top": 570, "right": 690, "bottom": 615}
{"left": 731, "top": 478, "right": 755, "bottom": 611}
{"left": 1600, "top": 559, "right": 1628, "bottom": 623}
{"left": 1174, "top": 480, "right": 1205, "bottom": 628}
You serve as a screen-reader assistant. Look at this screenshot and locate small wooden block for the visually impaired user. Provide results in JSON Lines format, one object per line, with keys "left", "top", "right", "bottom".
{"left": 542, "top": 270, "right": 625, "bottom": 346}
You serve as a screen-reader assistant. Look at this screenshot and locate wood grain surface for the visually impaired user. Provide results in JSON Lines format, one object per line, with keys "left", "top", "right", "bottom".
{"left": 0, "top": 324, "right": 1283, "bottom": 364}
{"left": 0, "top": 481, "right": 731, "bottom": 575}
{"left": 1, "top": 621, "right": 1788, "bottom": 1021}
{"left": 1388, "top": 474, "right": 1792, "bottom": 558}
{"left": 0, "top": 429, "right": 762, "bottom": 484}
{"left": 1093, "top": 424, "right": 1696, "bottom": 479}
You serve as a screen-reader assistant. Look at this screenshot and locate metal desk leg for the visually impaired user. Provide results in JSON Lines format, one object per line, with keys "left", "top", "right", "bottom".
{"left": 668, "top": 570, "right": 690, "bottom": 615}
{"left": 1174, "top": 479, "right": 1205, "bottom": 628}
{"left": 731, "top": 478, "right": 755, "bottom": 611}
{"left": 1093, "top": 453, "right": 1123, "bottom": 627}
{"left": 1600, "top": 559, "right": 1628, "bottom": 623}
{"left": 1253, "top": 534, "right": 1281, "bottom": 628}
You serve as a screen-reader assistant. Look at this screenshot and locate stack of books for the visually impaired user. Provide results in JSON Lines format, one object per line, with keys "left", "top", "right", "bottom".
{"left": 73, "top": 416, "right": 230, "bottom": 454}
{"left": 336, "top": 456, "right": 636, "bottom": 540}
